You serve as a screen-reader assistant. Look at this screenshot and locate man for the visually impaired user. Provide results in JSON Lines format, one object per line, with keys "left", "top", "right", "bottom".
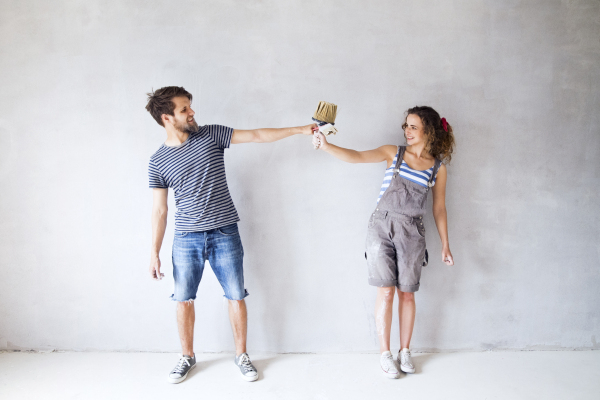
{"left": 145, "top": 86, "right": 315, "bottom": 383}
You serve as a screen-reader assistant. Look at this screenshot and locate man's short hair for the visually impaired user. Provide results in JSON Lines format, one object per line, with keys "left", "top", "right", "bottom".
{"left": 145, "top": 86, "right": 193, "bottom": 127}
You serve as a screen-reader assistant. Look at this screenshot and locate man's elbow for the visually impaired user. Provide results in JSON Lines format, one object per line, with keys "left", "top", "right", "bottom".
{"left": 252, "top": 130, "right": 265, "bottom": 143}
{"left": 153, "top": 206, "right": 168, "bottom": 219}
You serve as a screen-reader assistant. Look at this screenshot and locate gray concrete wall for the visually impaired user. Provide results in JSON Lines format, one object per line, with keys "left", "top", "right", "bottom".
{"left": 0, "top": 0, "right": 598, "bottom": 353}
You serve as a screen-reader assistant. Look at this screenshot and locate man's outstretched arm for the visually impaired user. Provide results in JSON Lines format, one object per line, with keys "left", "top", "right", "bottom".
{"left": 231, "top": 124, "right": 317, "bottom": 144}
{"left": 150, "top": 188, "right": 168, "bottom": 280}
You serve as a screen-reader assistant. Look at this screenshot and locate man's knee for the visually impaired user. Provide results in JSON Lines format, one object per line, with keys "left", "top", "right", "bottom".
{"left": 224, "top": 288, "right": 249, "bottom": 301}
{"left": 176, "top": 301, "right": 195, "bottom": 321}
{"left": 228, "top": 299, "right": 245, "bottom": 307}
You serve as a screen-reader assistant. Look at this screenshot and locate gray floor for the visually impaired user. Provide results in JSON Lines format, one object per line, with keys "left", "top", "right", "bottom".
{"left": 1, "top": 351, "right": 599, "bottom": 399}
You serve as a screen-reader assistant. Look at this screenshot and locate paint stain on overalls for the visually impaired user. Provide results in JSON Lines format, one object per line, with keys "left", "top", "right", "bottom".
{"left": 365, "top": 146, "right": 441, "bottom": 292}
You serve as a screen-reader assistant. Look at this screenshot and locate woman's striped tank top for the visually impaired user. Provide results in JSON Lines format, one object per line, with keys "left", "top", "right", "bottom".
{"left": 376, "top": 148, "right": 438, "bottom": 204}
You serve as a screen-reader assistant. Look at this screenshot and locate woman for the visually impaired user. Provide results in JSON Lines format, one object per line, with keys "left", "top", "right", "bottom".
{"left": 313, "top": 106, "right": 455, "bottom": 378}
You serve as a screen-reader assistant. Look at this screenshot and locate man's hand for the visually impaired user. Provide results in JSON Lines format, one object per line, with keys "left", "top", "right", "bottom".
{"left": 302, "top": 124, "right": 319, "bottom": 136}
{"left": 150, "top": 255, "right": 164, "bottom": 280}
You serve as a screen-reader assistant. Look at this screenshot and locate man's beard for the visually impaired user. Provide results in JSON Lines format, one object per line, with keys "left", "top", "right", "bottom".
{"left": 174, "top": 118, "right": 199, "bottom": 134}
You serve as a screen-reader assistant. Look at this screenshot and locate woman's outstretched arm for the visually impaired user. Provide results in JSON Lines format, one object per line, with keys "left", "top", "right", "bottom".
{"left": 431, "top": 164, "right": 454, "bottom": 266}
{"left": 314, "top": 132, "right": 396, "bottom": 165}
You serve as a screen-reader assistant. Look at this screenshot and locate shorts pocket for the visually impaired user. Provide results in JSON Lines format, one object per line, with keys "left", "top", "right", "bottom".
{"left": 218, "top": 223, "right": 239, "bottom": 236}
{"left": 175, "top": 231, "right": 189, "bottom": 237}
{"left": 367, "top": 214, "right": 378, "bottom": 229}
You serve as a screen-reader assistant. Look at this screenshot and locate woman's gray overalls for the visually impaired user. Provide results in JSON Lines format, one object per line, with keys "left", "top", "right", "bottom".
{"left": 365, "top": 146, "right": 441, "bottom": 292}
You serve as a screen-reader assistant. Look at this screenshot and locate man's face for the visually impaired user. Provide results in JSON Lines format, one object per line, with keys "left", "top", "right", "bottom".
{"left": 164, "top": 96, "right": 198, "bottom": 133}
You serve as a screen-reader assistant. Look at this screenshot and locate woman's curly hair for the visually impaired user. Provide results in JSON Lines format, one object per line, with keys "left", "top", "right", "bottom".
{"left": 402, "top": 106, "right": 455, "bottom": 164}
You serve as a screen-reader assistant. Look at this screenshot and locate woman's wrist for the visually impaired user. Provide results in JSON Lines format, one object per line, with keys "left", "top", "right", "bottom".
{"left": 321, "top": 141, "right": 334, "bottom": 152}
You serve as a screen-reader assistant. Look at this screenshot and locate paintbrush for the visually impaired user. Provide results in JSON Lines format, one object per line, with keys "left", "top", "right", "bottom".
{"left": 312, "top": 101, "right": 338, "bottom": 149}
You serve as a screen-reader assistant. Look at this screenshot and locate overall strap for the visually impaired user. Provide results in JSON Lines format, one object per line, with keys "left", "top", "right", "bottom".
{"left": 427, "top": 159, "right": 442, "bottom": 188}
{"left": 393, "top": 146, "right": 406, "bottom": 174}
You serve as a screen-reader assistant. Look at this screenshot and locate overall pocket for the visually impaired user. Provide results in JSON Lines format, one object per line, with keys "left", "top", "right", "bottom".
{"left": 405, "top": 186, "right": 427, "bottom": 211}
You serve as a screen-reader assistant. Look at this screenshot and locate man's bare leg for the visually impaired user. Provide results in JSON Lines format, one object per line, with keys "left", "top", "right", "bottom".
{"left": 229, "top": 299, "right": 258, "bottom": 381}
{"left": 228, "top": 299, "right": 247, "bottom": 356}
{"left": 177, "top": 301, "right": 195, "bottom": 356}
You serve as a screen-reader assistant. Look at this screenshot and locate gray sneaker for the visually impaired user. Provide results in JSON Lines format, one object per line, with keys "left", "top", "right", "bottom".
{"left": 167, "top": 354, "right": 196, "bottom": 384}
{"left": 235, "top": 353, "right": 258, "bottom": 381}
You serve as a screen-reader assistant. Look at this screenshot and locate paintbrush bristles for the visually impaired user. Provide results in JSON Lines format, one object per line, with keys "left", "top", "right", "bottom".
{"left": 313, "top": 101, "right": 337, "bottom": 124}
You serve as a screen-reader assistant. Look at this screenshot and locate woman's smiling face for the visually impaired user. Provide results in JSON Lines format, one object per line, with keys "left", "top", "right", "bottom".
{"left": 404, "top": 114, "right": 425, "bottom": 145}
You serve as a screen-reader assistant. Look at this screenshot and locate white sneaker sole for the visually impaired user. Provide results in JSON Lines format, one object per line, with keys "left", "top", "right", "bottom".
{"left": 400, "top": 364, "right": 415, "bottom": 374}
{"left": 381, "top": 368, "right": 399, "bottom": 379}
{"left": 241, "top": 372, "right": 258, "bottom": 382}
{"left": 167, "top": 363, "right": 196, "bottom": 384}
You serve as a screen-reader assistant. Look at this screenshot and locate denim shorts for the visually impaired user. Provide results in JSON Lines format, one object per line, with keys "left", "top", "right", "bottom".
{"left": 171, "top": 223, "right": 249, "bottom": 302}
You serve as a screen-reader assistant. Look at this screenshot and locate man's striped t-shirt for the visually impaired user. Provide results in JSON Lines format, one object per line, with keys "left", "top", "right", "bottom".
{"left": 148, "top": 124, "right": 239, "bottom": 232}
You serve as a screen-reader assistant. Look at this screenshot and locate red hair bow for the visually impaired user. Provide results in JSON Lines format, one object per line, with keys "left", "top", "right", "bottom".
{"left": 441, "top": 117, "right": 448, "bottom": 132}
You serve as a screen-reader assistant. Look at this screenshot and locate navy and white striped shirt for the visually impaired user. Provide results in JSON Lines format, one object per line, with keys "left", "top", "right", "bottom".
{"left": 398, "top": 159, "right": 437, "bottom": 188}
{"left": 377, "top": 150, "right": 437, "bottom": 204}
{"left": 376, "top": 152, "right": 399, "bottom": 204}
{"left": 149, "top": 125, "right": 239, "bottom": 232}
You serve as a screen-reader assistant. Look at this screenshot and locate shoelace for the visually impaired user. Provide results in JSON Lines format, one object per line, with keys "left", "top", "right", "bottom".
{"left": 400, "top": 351, "right": 413, "bottom": 368}
{"left": 239, "top": 354, "right": 256, "bottom": 372}
{"left": 173, "top": 356, "right": 191, "bottom": 374}
{"left": 381, "top": 354, "right": 397, "bottom": 371}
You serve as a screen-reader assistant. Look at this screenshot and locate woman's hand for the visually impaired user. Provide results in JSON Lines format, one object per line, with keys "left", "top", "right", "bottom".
{"left": 312, "top": 131, "right": 330, "bottom": 150}
{"left": 441, "top": 247, "right": 454, "bottom": 266}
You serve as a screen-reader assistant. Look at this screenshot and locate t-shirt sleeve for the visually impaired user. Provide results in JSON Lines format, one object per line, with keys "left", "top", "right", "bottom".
{"left": 148, "top": 158, "right": 168, "bottom": 188}
{"left": 207, "top": 124, "right": 234, "bottom": 149}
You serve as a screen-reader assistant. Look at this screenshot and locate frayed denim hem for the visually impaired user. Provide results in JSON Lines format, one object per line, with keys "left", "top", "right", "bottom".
{"left": 170, "top": 294, "right": 197, "bottom": 303}
{"left": 223, "top": 289, "right": 249, "bottom": 301}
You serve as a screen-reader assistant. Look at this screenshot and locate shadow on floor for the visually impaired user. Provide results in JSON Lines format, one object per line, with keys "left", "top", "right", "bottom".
{"left": 185, "top": 354, "right": 278, "bottom": 381}
{"left": 412, "top": 352, "right": 443, "bottom": 374}
{"left": 250, "top": 356, "right": 278, "bottom": 378}
{"left": 186, "top": 355, "right": 230, "bottom": 381}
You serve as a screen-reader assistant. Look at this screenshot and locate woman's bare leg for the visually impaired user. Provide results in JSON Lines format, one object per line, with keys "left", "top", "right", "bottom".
{"left": 397, "top": 289, "right": 416, "bottom": 349}
{"left": 375, "top": 287, "right": 395, "bottom": 353}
